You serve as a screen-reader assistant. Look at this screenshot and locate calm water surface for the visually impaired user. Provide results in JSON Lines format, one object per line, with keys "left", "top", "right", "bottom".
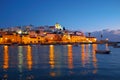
{"left": 0, "top": 44, "right": 120, "bottom": 80}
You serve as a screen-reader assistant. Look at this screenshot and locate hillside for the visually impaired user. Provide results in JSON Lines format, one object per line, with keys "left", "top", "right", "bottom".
{"left": 86, "top": 29, "right": 120, "bottom": 42}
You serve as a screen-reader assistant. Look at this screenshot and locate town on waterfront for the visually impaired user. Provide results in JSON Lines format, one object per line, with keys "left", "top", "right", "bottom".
{"left": 1, "top": 0, "right": 120, "bottom": 79}
{"left": 0, "top": 23, "right": 97, "bottom": 45}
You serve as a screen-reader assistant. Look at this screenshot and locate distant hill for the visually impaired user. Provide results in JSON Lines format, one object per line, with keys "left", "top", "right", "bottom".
{"left": 85, "top": 29, "right": 120, "bottom": 42}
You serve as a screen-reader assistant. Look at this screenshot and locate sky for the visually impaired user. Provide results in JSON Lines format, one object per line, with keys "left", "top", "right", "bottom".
{"left": 0, "top": 0, "right": 120, "bottom": 32}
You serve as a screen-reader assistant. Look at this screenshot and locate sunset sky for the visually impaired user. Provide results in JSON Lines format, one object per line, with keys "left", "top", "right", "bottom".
{"left": 0, "top": 0, "right": 120, "bottom": 32}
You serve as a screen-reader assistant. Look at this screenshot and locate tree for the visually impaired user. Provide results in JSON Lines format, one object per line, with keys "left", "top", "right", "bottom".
{"left": 88, "top": 32, "right": 91, "bottom": 37}
{"left": 63, "top": 27, "right": 65, "bottom": 30}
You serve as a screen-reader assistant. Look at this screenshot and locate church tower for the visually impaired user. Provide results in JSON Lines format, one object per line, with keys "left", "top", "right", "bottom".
{"left": 55, "top": 23, "right": 63, "bottom": 30}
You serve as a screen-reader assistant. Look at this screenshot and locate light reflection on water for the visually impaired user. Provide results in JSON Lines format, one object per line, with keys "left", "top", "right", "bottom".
{"left": 3, "top": 45, "right": 9, "bottom": 70}
{"left": 0, "top": 44, "right": 120, "bottom": 80}
{"left": 49, "top": 45, "right": 55, "bottom": 69}
{"left": 67, "top": 44, "right": 73, "bottom": 69}
{"left": 49, "top": 45, "right": 56, "bottom": 77}
{"left": 3, "top": 45, "right": 9, "bottom": 80}
{"left": 27, "top": 45, "right": 33, "bottom": 70}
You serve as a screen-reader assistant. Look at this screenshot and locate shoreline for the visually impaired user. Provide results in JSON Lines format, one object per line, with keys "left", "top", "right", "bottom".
{"left": 0, "top": 41, "right": 120, "bottom": 46}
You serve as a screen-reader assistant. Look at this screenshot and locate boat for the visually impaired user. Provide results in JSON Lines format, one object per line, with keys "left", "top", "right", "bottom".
{"left": 95, "top": 43, "right": 111, "bottom": 54}
{"left": 95, "top": 50, "right": 110, "bottom": 54}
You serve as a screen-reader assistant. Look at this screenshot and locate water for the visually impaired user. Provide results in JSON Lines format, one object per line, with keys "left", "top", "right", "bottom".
{"left": 0, "top": 44, "right": 120, "bottom": 80}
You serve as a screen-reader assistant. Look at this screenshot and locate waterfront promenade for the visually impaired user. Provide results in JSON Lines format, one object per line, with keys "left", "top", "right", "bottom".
{"left": 0, "top": 40, "right": 119, "bottom": 46}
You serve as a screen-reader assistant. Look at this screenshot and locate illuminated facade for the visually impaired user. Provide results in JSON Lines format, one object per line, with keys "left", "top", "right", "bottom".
{"left": 0, "top": 23, "right": 97, "bottom": 44}
{"left": 86, "top": 37, "right": 97, "bottom": 42}
{"left": 70, "top": 35, "right": 86, "bottom": 42}
{"left": 38, "top": 36, "right": 46, "bottom": 43}
{"left": 62, "top": 34, "right": 71, "bottom": 42}
{"left": 45, "top": 33, "right": 61, "bottom": 42}
{"left": 55, "top": 23, "right": 63, "bottom": 30}
{"left": 21, "top": 34, "right": 30, "bottom": 44}
{"left": 2, "top": 34, "right": 21, "bottom": 44}
{"left": 22, "top": 34, "right": 38, "bottom": 44}
{"left": 0, "top": 36, "right": 3, "bottom": 43}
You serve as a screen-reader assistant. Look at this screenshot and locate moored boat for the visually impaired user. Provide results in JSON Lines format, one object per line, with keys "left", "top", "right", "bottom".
{"left": 95, "top": 50, "right": 110, "bottom": 54}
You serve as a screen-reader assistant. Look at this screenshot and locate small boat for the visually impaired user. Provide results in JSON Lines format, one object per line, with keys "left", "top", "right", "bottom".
{"left": 95, "top": 50, "right": 110, "bottom": 54}
{"left": 95, "top": 43, "right": 111, "bottom": 54}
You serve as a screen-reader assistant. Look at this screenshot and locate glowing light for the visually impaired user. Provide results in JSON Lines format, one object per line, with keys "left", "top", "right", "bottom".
{"left": 94, "top": 38, "right": 97, "bottom": 41}
{"left": 55, "top": 23, "right": 62, "bottom": 30}
{"left": 106, "top": 38, "right": 109, "bottom": 41}
{"left": 18, "top": 30, "right": 22, "bottom": 34}
{"left": 50, "top": 37, "right": 53, "bottom": 40}
{"left": 12, "top": 39, "right": 14, "bottom": 41}
{"left": 44, "top": 32, "right": 46, "bottom": 34}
